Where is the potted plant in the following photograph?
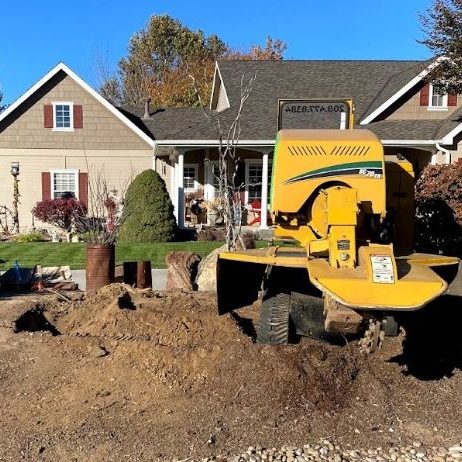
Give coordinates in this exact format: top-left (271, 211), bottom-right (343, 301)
top-left (78, 169), bottom-right (126, 291)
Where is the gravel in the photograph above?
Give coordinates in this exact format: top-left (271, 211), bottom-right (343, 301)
top-left (185, 441), bottom-right (462, 462)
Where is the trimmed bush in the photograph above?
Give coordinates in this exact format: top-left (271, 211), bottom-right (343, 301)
top-left (415, 163), bottom-right (462, 256)
top-left (118, 169), bottom-right (177, 243)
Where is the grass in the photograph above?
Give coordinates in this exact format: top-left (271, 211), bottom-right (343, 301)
top-left (0, 241), bottom-right (228, 270)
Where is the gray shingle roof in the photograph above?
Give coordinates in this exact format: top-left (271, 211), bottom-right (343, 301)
top-left (435, 106), bottom-right (462, 140)
top-left (117, 106), bottom-right (207, 140)
top-left (119, 59), bottom-right (461, 143)
top-left (365, 119), bottom-right (444, 140)
top-left (217, 60), bottom-right (424, 126)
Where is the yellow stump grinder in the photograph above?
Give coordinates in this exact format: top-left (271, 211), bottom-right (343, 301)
top-left (217, 100), bottom-right (459, 351)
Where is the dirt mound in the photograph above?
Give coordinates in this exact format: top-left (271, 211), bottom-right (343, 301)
top-left (48, 284), bottom-right (360, 408)
top-left (1, 286), bottom-right (461, 461)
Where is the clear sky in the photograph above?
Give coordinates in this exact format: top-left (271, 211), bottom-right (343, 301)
top-left (1, 0), bottom-right (434, 105)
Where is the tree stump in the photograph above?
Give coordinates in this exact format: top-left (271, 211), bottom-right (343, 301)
top-left (165, 251), bottom-right (201, 290)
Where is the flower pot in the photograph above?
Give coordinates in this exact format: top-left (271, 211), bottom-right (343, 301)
top-left (86, 244), bottom-right (115, 291)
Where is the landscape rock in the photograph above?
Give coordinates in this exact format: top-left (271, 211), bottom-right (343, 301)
top-left (196, 244), bottom-right (227, 292)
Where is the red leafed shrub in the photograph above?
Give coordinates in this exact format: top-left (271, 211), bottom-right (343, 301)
top-left (32, 199), bottom-right (87, 232)
top-left (415, 163), bottom-right (462, 256)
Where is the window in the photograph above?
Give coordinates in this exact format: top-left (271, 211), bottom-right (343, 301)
top-left (53, 102), bottom-right (74, 130)
top-left (429, 84), bottom-right (448, 109)
top-left (248, 164), bottom-right (263, 201)
top-left (246, 161), bottom-right (272, 203)
top-left (183, 165), bottom-right (198, 192)
top-left (51, 170), bottom-right (79, 199)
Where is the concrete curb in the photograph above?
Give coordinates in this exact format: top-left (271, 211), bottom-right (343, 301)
top-left (71, 269), bottom-right (167, 291)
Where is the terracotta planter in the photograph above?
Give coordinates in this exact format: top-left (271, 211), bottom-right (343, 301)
top-left (86, 244), bottom-right (115, 291)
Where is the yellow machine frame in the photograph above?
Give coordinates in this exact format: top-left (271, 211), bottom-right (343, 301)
top-left (219, 128), bottom-right (458, 312)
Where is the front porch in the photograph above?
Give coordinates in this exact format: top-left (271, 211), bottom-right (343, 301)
top-left (159, 147), bottom-right (273, 229)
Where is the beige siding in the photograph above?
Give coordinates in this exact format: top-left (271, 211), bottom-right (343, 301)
top-left (447, 144), bottom-right (462, 163)
top-left (0, 73), bottom-right (150, 150)
top-left (154, 156), bottom-right (174, 196)
top-left (387, 91), bottom-right (460, 120)
top-left (0, 148), bottom-right (152, 231)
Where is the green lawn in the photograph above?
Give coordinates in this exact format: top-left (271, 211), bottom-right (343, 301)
top-left (0, 241), bottom-right (227, 270)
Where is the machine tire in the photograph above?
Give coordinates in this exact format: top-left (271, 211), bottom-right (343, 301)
top-left (257, 293), bottom-right (291, 345)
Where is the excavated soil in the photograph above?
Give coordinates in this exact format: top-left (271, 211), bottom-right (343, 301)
top-left (0, 285), bottom-right (461, 461)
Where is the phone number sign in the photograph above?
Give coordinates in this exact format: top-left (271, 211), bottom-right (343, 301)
top-left (278, 100), bottom-right (352, 130)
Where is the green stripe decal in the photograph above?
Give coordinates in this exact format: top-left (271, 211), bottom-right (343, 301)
top-left (285, 160), bottom-right (383, 184)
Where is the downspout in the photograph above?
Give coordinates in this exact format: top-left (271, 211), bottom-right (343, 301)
top-left (435, 142), bottom-right (451, 165)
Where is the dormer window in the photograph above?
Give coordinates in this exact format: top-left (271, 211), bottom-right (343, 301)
top-left (53, 102), bottom-right (74, 130)
top-left (429, 84), bottom-right (448, 109)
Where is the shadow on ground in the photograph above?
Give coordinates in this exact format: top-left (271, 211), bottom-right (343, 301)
top-left (390, 294), bottom-right (462, 380)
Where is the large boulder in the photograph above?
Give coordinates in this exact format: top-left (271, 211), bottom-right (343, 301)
top-left (165, 251), bottom-right (201, 290)
top-left (195, 244), bottom-right (227, 292)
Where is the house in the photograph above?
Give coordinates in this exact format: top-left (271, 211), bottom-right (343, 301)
top-left (0, 63), bottom-right (155, 233)
top-left (1, 59), bottom-right (462, 233)
top-left (141, 59), bottom-right (462, 229)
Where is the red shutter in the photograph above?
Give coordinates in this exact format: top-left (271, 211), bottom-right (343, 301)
top-left (74, 105), bottom-right (83, 129)
top-left (41, 172), bottom-right (51, 200)
top-left (448, 93), bottom-right (458, 106)
top-left (79, 172), bottom-right (88, 207)
top-left (44, 105), bottom-right (53, 128)
top-left (420, 84), bottom-right (430, 106)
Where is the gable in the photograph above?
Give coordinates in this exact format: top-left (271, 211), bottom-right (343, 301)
top-left (0, 64), bottom-right (154, 150)
top-left (384, 81), bottom-right (459, 122)
top-left (210, 64), bottom-right (230, 112)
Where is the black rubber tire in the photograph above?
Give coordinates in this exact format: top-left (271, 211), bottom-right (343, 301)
top-left (256, 293), bottom-right (291, 345)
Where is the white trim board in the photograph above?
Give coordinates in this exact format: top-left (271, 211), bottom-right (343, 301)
top-left (442, 127), bottom-right (462, 145)
top-left (0, 62), bottom-right (154, 147)
top-left (154, 139), bottom-right (275, 147)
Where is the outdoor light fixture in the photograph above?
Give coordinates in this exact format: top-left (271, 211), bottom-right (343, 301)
top-left (10, 161), bottom-right (20, 176)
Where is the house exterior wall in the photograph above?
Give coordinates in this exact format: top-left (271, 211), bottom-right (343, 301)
top-left (0, 73), bottom-right (150, 150)
top-left (0, 72), bottom-right (154, 233)
top-left (386, 91), bottom-right (459, 121)
top-left (154, 156), bottom-right (173, 196)
top-left (445, 142), bottom-right (462, 164)
top-left (0, 148), bottom-right (152, 231)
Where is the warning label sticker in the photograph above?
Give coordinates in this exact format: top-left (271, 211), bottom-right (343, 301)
top-left (370, 255), bottom-right (394, 284)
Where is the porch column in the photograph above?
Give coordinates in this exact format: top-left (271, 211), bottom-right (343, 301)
top-left (174, 148), bottom-right (185, 228)
top-left (260, 148), bottom-right (271, 229)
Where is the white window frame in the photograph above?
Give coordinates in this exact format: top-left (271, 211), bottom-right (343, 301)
top-left (428, 84), bottom-right (448, 111)
top-left (183, 163), bottom-right (199, 193)
top-left (244, 159), bottom-right (272, 204)
top-left (50, 169), bottom-right (79, 200)
top-left (52, 101), bottom-right (74, 131)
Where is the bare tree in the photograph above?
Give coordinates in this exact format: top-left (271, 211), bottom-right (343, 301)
top-left (192, 72), bottom-right (257, 251)
top-left (77, 165), bottom-right (132, 245)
